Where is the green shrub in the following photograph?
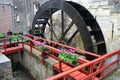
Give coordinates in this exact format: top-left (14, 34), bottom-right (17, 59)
top-left (23, 38), bottom-right (30, 42)
top-left (9, 36), bottom-right (21, 41)
top-left (59, 51), bottom-right (78, 64)
top-left (18, 32), bottom-right (23, 35)
top-left (0, 33), bottom-right (6, 38)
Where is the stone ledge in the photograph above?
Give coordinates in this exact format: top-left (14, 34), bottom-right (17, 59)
top-left (0, 53), bottom-right (12, 80)
top-left (24, 45), bottom-right (58, 65)
top-left (0, 54), bottom-right (11, 70)
top-left (22, 44), bottom-right (58, 80)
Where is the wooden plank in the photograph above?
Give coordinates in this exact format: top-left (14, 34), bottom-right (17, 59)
top-left (54, 63), bottom-right (99, 80)
top-left (0, 46), bottom-right (23, 54)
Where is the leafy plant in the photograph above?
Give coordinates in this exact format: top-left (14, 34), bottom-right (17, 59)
top-left (13, 32), bottom-right (17, 35)
top-left (0, 33), bottom-right (6, 38)
top-left (18, 32), bottom-right (23, 35)
top-left (58, 49), bottom-right (78, 64)
top-left (35, 45), bottom-right (46, 51)
top-left (22, 36), bottom-right (30, 42)
top-left (9, 36), bottom-right (21, 41)
top-left (34, 41), bottom-right (47, 52)
top-left (23, 38), bottom-right (30, 42)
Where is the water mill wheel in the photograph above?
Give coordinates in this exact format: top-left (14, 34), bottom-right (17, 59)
top-left (31, 0), bottom-right (106, 60)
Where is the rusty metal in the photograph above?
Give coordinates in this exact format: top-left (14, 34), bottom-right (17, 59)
top-left (31, 0), bottom-right (106, 60)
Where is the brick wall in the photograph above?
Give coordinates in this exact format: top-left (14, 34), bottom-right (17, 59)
top-left (0, 5), bottom-right (12, 33)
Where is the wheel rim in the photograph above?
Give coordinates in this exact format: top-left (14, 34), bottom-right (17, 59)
top-left (32, 0), bottom-right (106, 60)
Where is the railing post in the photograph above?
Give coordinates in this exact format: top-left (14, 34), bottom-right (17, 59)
top-left (42, 52), bottom-right (45, 64)
top-left (118, 52), bottom-right (120, 68)
top-left (30, 41), bottom-right (33, 56)
top-left (63, 76), bottom-right (67, 80)
top-left (4, 38), bottom-right (7, 55)
top-left (59, 60), bottom-right (62, 73)
top-left (22, 37), bottom-right (24, 48)
top-left (101, 60), bottom-right (105, 78)
top-left (52, 43), bottom-right (54, 55)
top-left (88, 63), bottom-right (94, 80)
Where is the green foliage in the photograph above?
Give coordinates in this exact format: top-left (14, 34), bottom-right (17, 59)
top-left (9, 36), bottom-right (22, 41)
top-left (23, 38), bottom-right (30, 42)
top-left (0, 33), bottom-right (6, 38)
top-left (18, 32), bottom-right (23, 35)
top-left (59, 51), bottom-right (78, 64)
top-left (35, 45), bottom-right (46, 51)
top-left (13, 32), bottom-right (17, 35)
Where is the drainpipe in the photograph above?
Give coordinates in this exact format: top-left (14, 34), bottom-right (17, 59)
top-left (11, 0), bottom-right (15, 32)
top-left (24, 0), bottom-right (28, 34)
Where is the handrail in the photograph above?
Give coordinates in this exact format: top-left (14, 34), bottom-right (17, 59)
top-left (29, 38), bottom-right (89, 63)
top-left (0, 35), bottom-right (119, 80)
top-left (45, 49), bottom-right (120, 80)
top-left (25, 34), bottom-right (92, 63)
top-left (26, 34), bottom-right (101, 58)
top-left (0, 37), bottom-right (23, 54)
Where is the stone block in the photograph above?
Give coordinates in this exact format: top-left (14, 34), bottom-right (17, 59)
top-left (0, 53), bottom-right (12, 80)
top-left (111, 3), bottom-right (120, 13)
top-left (100, 1), bottom-right (109, 6)
top-left (0, 55), bottom-right (11, 70)
top-left (87, 0), bottom-right (102, 3)
top-left (90, 2), bottom-right (100, 9)
top-left (97, 16), bottom-right (112, 29)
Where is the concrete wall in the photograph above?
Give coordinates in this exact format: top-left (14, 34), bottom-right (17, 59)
top-left (21, 45), bottom-right (57, 80)
top-left (0, 53), bottom-right (13, 80)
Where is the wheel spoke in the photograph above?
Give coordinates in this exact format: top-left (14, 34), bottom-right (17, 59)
top-left (67, 30), bottom-right (78, 44)
top-left (61, 10), bottom-right (64, 35)
top-left (57, 21), bottom-right (74, 42)
top-left (47, 22), bottom-right (58, 40)
top-left (50, 9), bottom-right (53, 40)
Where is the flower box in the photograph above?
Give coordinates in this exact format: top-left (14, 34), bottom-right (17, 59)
top-left (58, 49), bottom-right (78, 64)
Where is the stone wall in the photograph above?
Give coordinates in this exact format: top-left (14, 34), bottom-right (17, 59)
top-left (21, 45), bottom-right (57, 80)
top-left (0, 53), bottom-right (13, 80)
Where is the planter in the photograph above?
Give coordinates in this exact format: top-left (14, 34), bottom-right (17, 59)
top-left (59, 50), bottom-right (78, 64)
